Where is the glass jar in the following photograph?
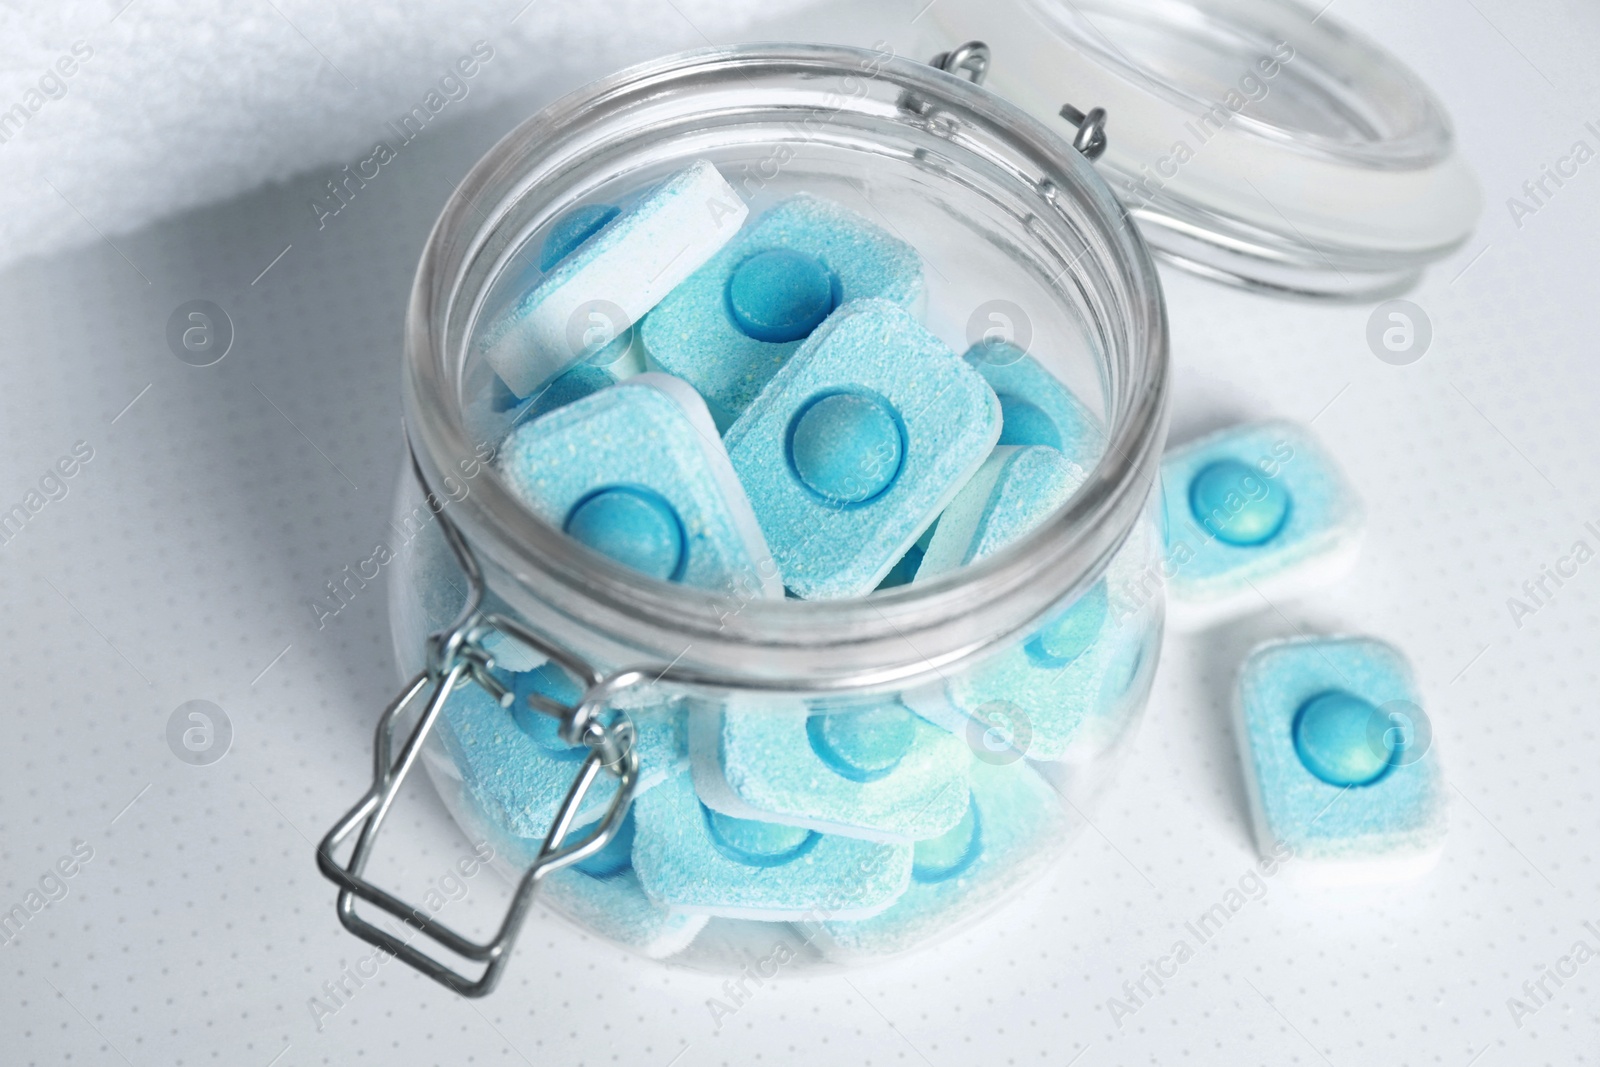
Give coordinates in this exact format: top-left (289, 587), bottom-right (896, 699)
top-left (320, 42), bottom-right (1169, 994)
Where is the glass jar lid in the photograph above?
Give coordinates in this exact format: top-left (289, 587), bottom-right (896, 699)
top-left (926, 0), bottom-right (1481, 298)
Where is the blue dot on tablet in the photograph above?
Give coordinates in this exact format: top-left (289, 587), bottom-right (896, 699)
top-left (996, 394), bottom-right (1062, 450)
top-left (573, 810), bottom-right (636, 880)
top-left (726, 249), bottom-right (837, 343)
top-left (912, 798), bottom-right (982, 884)
top-left (1025, 582), bottom-right (1108, 669)
top-left (787, 390), bottom-right (905, 506)
top-left (1188, 459), bottom-right (1291, 546)
top-left (1293, 690), bottom-right (1394, 787)
top-left (510, 665), bottom-right (587, 761)
top-left (807, 703), bottom-right (917, 782)
top-left (564, 486), bottom-right (687, 582)
top-left (703, 806), bottom-right (819, 867)
top-left (540, 204), bottom-right (619, 271)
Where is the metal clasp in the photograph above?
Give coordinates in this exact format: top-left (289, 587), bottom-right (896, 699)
top-left (926, 42), bottom-right (1110, 162)
top-left (1058, 103), bottom-right (1109, 161)
top-left (314, 445), bottom-right (642, 997)
top-left (931, 40), bottom-right (990, 84)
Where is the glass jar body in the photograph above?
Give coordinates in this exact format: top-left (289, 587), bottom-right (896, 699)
top-left (386, 43), bottom-right (1171, 970)
top-left (387, 478), bottom-right (1165, 967)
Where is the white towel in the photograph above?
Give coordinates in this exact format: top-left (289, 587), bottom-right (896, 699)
top-left (0, 0), bottom-right (821, 272)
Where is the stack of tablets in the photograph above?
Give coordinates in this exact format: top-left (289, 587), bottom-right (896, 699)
top-left (425, 158), bottom-right (1428, 963)
top-left (432, 158), bottom-right (1121, 959)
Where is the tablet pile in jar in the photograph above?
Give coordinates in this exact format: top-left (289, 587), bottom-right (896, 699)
top-left (428, 158), bottom-right (1160, 960)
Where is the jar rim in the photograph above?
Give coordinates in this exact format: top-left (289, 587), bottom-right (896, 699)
top-left (403, 42), bottom-right (1170, 692)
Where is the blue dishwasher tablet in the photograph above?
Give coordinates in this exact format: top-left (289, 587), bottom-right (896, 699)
top-left (630, 772), bottom-right (913, 920)
top-left (503, 202), bottom-right (647, 419)
top-left (541, 809), bottom-right (709, 959)
top-left (906, 586), bottom-right (1128, 763)
top-left (809, 759), bottom-right (1066, 961)
top-left (480, 161), bottom-right (748, 398)
top-left (437, 665), bottom-right (687, 841)
top-left (963, 342), bottom-right (1104, 467)
top-left (905, 511), bottom-right (1159, 763)
top-left (517, 329), bottom-right (646, 422)
top-left (499, 374), bottom-right (782, 598)
top-left (688, 696), bottom-right (971, 842)
top-left (540, 203), bottom-right (621, 270)
top-left (1234, 636), bottom-right (1446, 885)
top-left (644, 194), bottom-right (924, 426)
top-left (724, 299), bottom-right (1001, 599)
top-left (913, 445), bottom-right (1087, 582)
top-left (876, 522), bottom-right (938, 590)
top-left (1160, 420), bottom-right (1364, 630)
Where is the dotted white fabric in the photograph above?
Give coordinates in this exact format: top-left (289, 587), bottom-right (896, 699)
top-left (1, 0), bottom-right (1595, 1064)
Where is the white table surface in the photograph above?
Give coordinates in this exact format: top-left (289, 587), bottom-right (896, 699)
top-left (2, 1), bottom-right (1597, 1064)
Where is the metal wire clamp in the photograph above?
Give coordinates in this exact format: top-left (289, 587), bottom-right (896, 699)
top-left (315, 446), bottom-right (643, 998)
top-left (1058, 103), bottom-right (1109, 161)
top-left (927, 42), bottom-right (1110, 162)
top-left (931, 40), bottom-right (991, 84)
